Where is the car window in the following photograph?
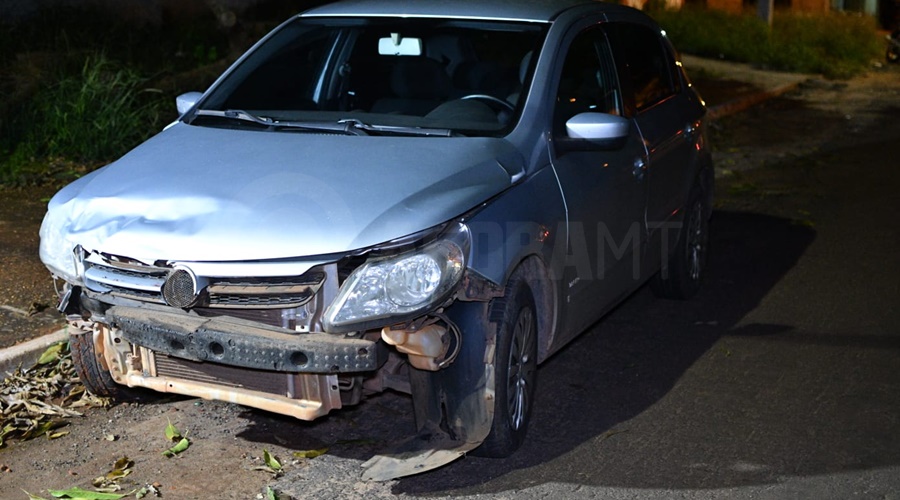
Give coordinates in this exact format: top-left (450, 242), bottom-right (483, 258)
top-left (553, 27), bottom-right (622, 135)
top-left (608, 23), bottom-right (675, 112)
top-left (196, 18), bottom-right (546, 137)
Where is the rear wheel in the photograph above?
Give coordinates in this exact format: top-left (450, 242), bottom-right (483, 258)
top-left (477, 272), bottom-right (538, 457)
top-left (651, 184), bottom-right (709, 300)
top-left (69, 324), bottom-right (147, 402)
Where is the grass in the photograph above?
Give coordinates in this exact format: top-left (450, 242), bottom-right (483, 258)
top-left (648, 7), bottom-right (884, 79)
top-left (0, 56), bottom-right (167, 187)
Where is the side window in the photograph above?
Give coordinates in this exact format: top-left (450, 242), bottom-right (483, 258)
top-left (554, 27), bottom-right (622, 135)
top-left (611, 24), bottom-right (676, 111)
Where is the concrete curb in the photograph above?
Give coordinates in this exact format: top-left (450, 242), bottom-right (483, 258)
top-left (0, 328), bottom-right (68, 377)
top-left (707, 80), bottom-right (806, 121)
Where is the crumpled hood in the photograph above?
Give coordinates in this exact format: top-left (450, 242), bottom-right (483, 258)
top-left (40, 123), bottom-right (523, 264)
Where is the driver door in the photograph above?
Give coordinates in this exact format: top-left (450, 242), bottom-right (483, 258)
top-left (550, 26), bottom-right (649, 342)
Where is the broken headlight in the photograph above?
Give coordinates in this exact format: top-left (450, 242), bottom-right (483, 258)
top-left (323, 223), bottom-right (469, 332)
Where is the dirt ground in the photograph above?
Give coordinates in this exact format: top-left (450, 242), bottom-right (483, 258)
top-left (0, 61), bottom-right (898, 499)
top-left (0, 185), bottom-right (67, 344)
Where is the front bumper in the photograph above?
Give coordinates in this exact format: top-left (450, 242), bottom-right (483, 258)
top-left (93, 306), bottom-right (385, 421)
top-left (108, 305), bottom-right (384, 373)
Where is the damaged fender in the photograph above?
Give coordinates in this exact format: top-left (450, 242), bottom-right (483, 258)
top-left (361, 300), bottom-right (496, 480)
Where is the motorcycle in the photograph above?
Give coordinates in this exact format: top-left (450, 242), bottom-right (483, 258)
top-left (888, 30), bottom-right (900, 64)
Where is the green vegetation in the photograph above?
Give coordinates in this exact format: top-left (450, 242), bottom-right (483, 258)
top-left (648, 7), bottom-right (883, 79)
top-left (1, 56), bottom-right (167, 186)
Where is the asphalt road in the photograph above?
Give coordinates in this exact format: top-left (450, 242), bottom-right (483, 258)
top-left (1, 76), bottom-right (898, 499)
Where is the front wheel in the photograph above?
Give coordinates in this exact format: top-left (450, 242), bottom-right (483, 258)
top-left (69, 323), bottom-right (148, 402)
top-left (888, 46), bottom-right (900, 64)
top-left (887, 32), bottom-right (900, 64)
top-left (476, 273), bottom-right (538, 457)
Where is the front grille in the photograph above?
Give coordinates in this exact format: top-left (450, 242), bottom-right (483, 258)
top-left (82, 252), bottom-right (327, 310)
top-left (207, 274), bottom-right (325, 309)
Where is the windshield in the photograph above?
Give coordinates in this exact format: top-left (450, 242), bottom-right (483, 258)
top-left (191, 17), bottom-right (547, 136)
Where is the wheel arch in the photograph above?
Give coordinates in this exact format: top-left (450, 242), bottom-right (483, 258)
top-left (490, 254), bottom-right (557, 364)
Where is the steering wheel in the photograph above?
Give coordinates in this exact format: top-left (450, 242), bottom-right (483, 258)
top-left (460, 94), bottom-right (516, 113)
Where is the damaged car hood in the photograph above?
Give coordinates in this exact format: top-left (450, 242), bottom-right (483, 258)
top-left (41, 123), bottom-right (523, 264)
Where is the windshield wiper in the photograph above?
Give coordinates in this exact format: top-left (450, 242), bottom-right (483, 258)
top-left (192, 110), bottom-right (453, 137)
top-left (193, 109), bottom-right (367, 135)
top-left (338, 118), bottom-right (453, 137)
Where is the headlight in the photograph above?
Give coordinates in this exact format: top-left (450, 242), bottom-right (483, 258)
top-left (323, 223), bottom-right (469, 332)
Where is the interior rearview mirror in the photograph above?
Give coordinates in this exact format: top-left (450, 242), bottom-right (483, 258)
top-left (378, 33), bottom-right (423, 56)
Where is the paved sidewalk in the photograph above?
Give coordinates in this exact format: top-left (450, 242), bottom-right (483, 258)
top-left (681, 54), bottom-right (813, 119)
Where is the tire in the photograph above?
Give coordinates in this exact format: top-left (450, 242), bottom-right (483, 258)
top-left (651, 185), bottom-right (709, 300)
top-left (69, 330), bottom-right (147, 402)
top-left (477, 272), bottom-right (538, 457)
top-left (888, 46), bottom-right (900, 64)
top-left (888, 32), bottom-right (900, 64)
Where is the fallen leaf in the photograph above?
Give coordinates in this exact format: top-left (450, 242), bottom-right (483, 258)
top-left (263, 449), bottom-right (282, 471)
top-left (292, 448), bottom-right (328, 459)
top-left (93, 484), bottom-right (123, 493)
top-left (47, 487), bottom-right (127, 499)
top-left (164, 419), bottom-right (181, 441)
top-left (36, 343), bottom-right (64, 365)
top-left (1, 343), bottom-right (104, 448)
top-left (162, 437), bottom-right (190, 457)
top-left (48, 430), bottom-right (70, 440)
top-left (111, 456), bottom-right (133, 473)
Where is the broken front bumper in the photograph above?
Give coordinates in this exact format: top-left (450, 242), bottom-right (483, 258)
top-left (93, 306), bottom-right (385, 421)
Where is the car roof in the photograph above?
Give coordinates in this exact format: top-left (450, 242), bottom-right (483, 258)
top-left (301, 0), bottom-right (614, 23)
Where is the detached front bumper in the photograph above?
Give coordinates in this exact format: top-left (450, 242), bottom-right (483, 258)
top-left (92, 306), bottom-right (386, 421)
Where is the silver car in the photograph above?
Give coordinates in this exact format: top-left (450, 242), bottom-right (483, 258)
top-left (39, 0), bottom-right (712, 479)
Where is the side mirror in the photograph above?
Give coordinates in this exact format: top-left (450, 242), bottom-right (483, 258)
top-left (176, 92), bottom-right (203, 115)
top-left (562, 112), bottom-right (630, 151)
top-left (556, 112), bottom-right (631, 153)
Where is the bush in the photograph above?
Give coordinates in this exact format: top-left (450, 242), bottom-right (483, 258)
top-left (648, 7), bottom-right (883, 79)
top-left (0, 56), bottom-right (166, 186)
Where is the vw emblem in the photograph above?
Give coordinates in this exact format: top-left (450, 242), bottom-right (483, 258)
top-left (162, 266), bottom-right (199, 308)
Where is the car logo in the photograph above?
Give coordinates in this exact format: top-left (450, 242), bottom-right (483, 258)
top-left (162, 266), bottom-right (200, 308)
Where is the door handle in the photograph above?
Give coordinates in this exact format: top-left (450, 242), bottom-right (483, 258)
top-left (633, 157), bottom-right (646, 180)
top-left (683, 123), bottom-right (696, 140)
